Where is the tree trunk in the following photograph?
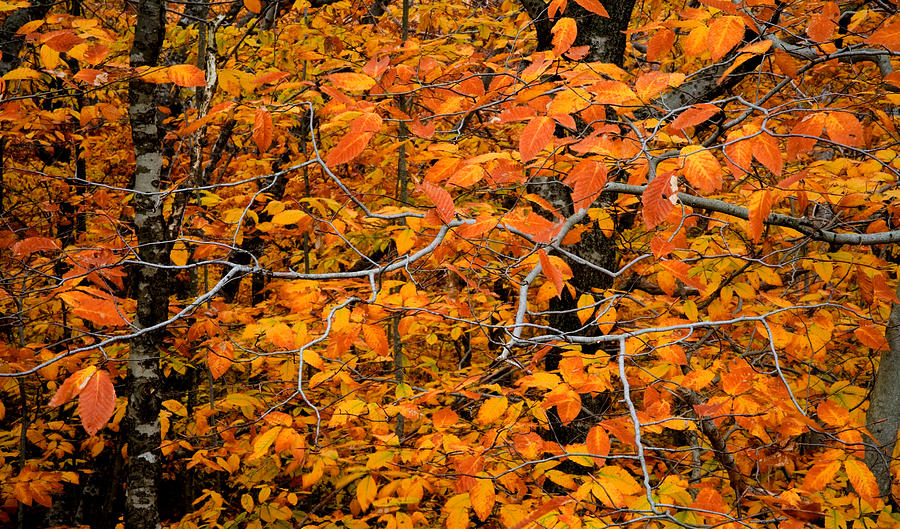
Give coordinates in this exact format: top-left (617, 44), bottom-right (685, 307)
top-left (865, 281), bottom-right (900, 502)
top-left (126, 0), bottom-right (168, 527)
top-left (519, 0), bottom-right (636, 65)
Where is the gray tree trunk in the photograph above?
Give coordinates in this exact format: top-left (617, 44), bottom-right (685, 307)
top-left (126, 0), bottom-right (169, 527)
top-left (865, 281), bottom-right (900, 502)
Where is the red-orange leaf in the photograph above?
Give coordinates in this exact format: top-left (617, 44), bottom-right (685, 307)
top-left (586, 425), bottom-right (610, 462)
top-left (49, 366), bottom-right (98, 407)
top-left (567, 159), bottom-right (608, 212)
top-left (787, 113), bottom-right (825, 160)
top-left (327, 72), bottom-right (376, 91)
top-left (752, 131), bottom-right (783, 176)
top-left (418, 181), bottom-right (455, 223)
top-left (869, 22), bottom-right (900, 51)
top-left (168, 64), bottom-right (206, 87)
top-left (707, 16), bottom-right (744, 61)
top-left (78, 369), bottom-right (116, 436)
top-left (325, 131), bottom-right (373, 166)
top-left (747, 189), bottom-right (773, 242)
top-left (519, 116), bottom-right (555, 162)
top-left (12, 236), bottom-right (59, 257)
top-left (573, 0), bottom-right (609, 16)
top-left (362, 325), bottom-right (389, 357)
top-left (825, 112), bottom-right (863, 147)
top-left (253, 107), bottom-right (273, 152)
top-left (538, 249), bottom-right (565, 297)
top-left (267, 322), bottom-right (296, 349)
top-left (350, 112), bottom-right (382, 133)
top-left (671, 103), bottom-right (719, 131)
top-left (647, 28), bottom-right (675, 62)
top-left (642, 171), bottom-right (677, 229)
top-left (245, 0), bottom-right (262, 13)
top-left (58, 289), bottom-right (129, 327)
top-left (551, 18), bottom-right (578, 56)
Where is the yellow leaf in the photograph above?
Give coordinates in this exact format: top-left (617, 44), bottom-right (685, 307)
top-left (170, 241), bottom-right (189, 266)
top-left (356, 475), bottom-right (377, 511)
top-left (576, 293), bottom-right (594, 324)
top-left (270, 210), bottom-right (306, 225)
top-left (477, 396), bottom-right (508, 425)
top-left (844, 458), bottom-right (879, 506)
top-left (249, 426), bottom-right (282, 460)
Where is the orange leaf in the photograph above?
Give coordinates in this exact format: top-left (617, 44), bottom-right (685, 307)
top-left (362, 325), bottom-right (389, 357)
top-left (432, 407), bottom-right (459, 429)
top-left (707, 16), bottom-right (744, 61)
top-left (538, 249), bottom-right (565, 297)
top-left (168, 64), bottom-right (206, 87)
top-left (519, 116), bottom-right (555, 162)
top-left (585, 425), bottom-right (610, 461)
top-left (670, 103), bottom-right (719, 131)
top-left (208, 341), bottom-right (234, 379)
top-left (469, 478), bottom-right (495, 521)
top-left (855, 323), bottom-right (888, 350)
top-left (327, 72), bottom-right (376, 91)
top-left (253, 107), bottom-right (273, 152)
top-left (817, 399), bottom-right (850, 427)
top-left (49, 366), bottom-right (98, 407)
top-left (267, 322), bottom-right (296, 349)
top-left (802, 459), bottom-right (841, 492)
top-left (681, 145), bottom-right (722, 193)
top-left (325, 131), bottom-right (373, 166)
top-left (551, 18), bottom-right (578, 56)
top-left (806, 2), bottom-right (838, 42)
top-left (824, 112), bottom-right (863, 147)
top-left (567, 159), bottom-right (608, 212)
top-left (58, 289), bottom-right (129, 327)
top-left (747, 189), bottom-right (773, 242)
top-left (869, 22), bottom-right (900, 51)
top-left (573, 0), bottom-right (609, 16)
top-left (752, 131), bottom-right (783, 176)
top-left (723, 132), bottom-right (753, 175)
top-left (12, 236), bottom-right (59, 257)
top-left (350, 112), bottom-right (382, 133)
top-left (418, 181), bottom-right (455, 223)
top-left (477, 396), bottom-right (508, 424)
top-left (844, 459), bottom-right (879, 506)
top-left (642, 171), bottom-right (677, 229)
top-left (787, 113), bottom-right (825, 160)
top-left (78, 369), bottom-right (116, 436)
top-left (245, 0), bottom-right (262, 13)
top-left (647, 28), bottom-right (675, 62)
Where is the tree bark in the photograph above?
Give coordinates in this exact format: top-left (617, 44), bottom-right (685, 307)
top-left (126, 0), bottom-right (168, 527)
top-left (865, 281), bottom-right (900, 502)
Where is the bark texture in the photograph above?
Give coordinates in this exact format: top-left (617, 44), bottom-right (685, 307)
top-left (865, 281), bottom-right (900, 501)
top-left (126, 0), bottom-right (168, 527)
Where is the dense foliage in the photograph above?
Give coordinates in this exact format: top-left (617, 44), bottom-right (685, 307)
top-left (1, 0), bottom-right (900, 527)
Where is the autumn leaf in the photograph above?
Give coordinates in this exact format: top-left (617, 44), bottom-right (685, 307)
top-left (168, 64), bottom-right (206, 87)
top-left (350, 112), bottom-right (383, 133)
top-left (418, 181), bottom-right (455, 223)
top-left (869, 22), bottom-right (900, 51)
top-left (519, 116), bottom-right (555, 162)
top-left (538, 249), bottom-right (565, 297)
top-left (77, 369), bottom-right (116, 436)
top-left (752, 131), bottom-right (783, 176)
top-left (551, 18), bottom-right (578, 56)
top-left (747, 189), bottom-right (772, 242)
top-left (253, 107), bottom-right (273, 152)
top-left (681, 145), bottom-right (723, 193)
top-left (49, 366), bottom-right (98, 407)
top-left (567, 159), bottom-right (608, 212)
top-left (362, 324), bottom-right (389, 357)
top-left (463, 477), bottom-right (493, 522)
top-left (670, 103), bottom-right (719, 131)
top-left (356, 475), bottom-right (377, 511)
top-left (477, 396), bottom-right (508, 424)
top-left (642, 171), bottom-right (678, 229)
top-left (58, 289), bottom-right (129, 327)
top-left (325, 131), bottom-right (373, 166)
top-left (824, 112), bottom-right (863, 147)
top-left (802, 459), bottom-right (841, 492)
top-left (586, 425), bottom-right (610, 461)
top-left (573, 0), bottom-right (609, 16)
top-left (707, 16), bottom-right (744, 61)
top-left (244, 0), bottom-right (262, 13)
top-left (327, 72), bottom-right (376, 91)
top-left (208, 341), bottom-right (234, 379)
top-left (267, 322), bottom-right (296, 349)
top-left (12, 236), bottom-right (59, 257)
top-left (787, 113), bottom-right (825, 160)
top-left (817, 399), bottom-right (850, 427)
top-left (844, 459), bottom-right (879, 506)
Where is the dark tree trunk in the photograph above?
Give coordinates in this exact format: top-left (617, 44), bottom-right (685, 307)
top-left (126, 0), bottom-right (169, 527)
top-left (519, 0), bottom-right (636, 65)
top-left (865, 281), bottom-right (900, 502)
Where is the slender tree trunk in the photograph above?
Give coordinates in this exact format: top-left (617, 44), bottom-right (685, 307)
top-left (126, 0), bottom-right (168, 527)
top-left (865, 281), bottom-right (900, 502)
